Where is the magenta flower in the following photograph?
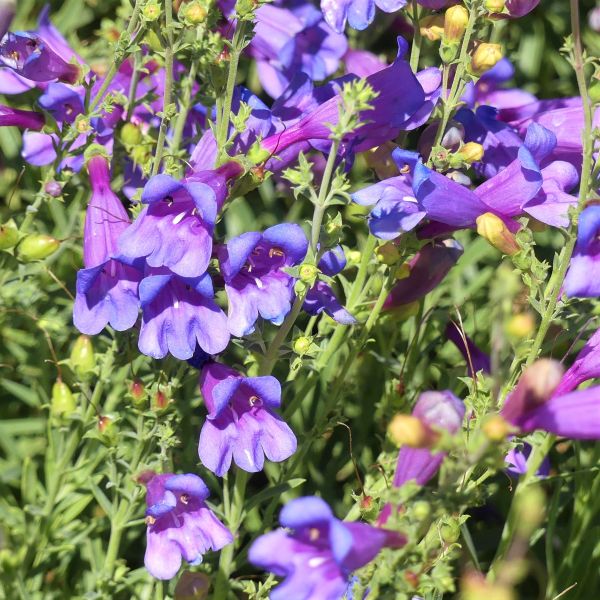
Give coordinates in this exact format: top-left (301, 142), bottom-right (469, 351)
top-left (144, 473), bottom-right (232, 580)
top-left (249, 496), bottom-right (405, 600)
top-left (564, 206), bottom-right (600, 298)
top-left (73, 155), bottom-right (141, 335)
top-left (0, 104), bottom-right (44, 130)
top-left (198, 362), bottom-right (297, 476)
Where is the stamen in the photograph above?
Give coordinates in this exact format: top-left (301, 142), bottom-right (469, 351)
top-left (145, 515), bottom-right (156, 525)
top-left (180, 493), bottom-right (190, 505)
top-left (249, 395), bottom-right (260, 407)
top-left (269, 248), bottom-right (284, 258)
top-left (309, 528), bottom-right (320, 541)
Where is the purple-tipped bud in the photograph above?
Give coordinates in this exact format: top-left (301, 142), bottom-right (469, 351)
top-left (44, 180), bottom-right (62, 197)
top-left (0, 104), bottom-right (44, 130)
top-left (0, 32), bottom-right (80, 84)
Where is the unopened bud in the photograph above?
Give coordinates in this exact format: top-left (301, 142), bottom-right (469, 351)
top-left (476, 212), bottom-right (520, 255)
top-left (293, 336), bottom-right (311, 355)
top-left (413, 500), bottom-right (431, 520)
top-left (458, 142), bottom-right (484, 163)
top-left (182, 1), bottom-right (207, 24)
top-left (75, 116), bottom-right (91, 133)
top-left (440, 518), bottom-right (461, 543)
top-left (247, 141), bottom-right (271, 165)
top-left (471, 43), bottom-right (503, 74)
top-left (441, 124), bottom-right (465, 151)
top-left (376, 242), bottom-right (401, 265)
top-left (521, 359), bottom-right (564, 407)
top-left (0, 221), bottom-right (18, 250)
top-left (505, 312), bottom-right (535, 339)
top-left (482, 414), bottom-right (511, 442)
top-left (299, 263), bottom-right (318, 283)
top-left (347, 250), bottom-right (362, 265)
top-left (51, 379), bottom-right (76, 417)
top-left (120, 122), bottom-right (142, 146)
top-left (130, 379), bottom-right (145, 403)
top-left (70, 335), bottom-right (95, 378)
top-left (420, 15), bottom-right (445, 41)
top-left (143, 0), bottom-right (161, 21)
top-left (17, 234), bottom-right (60, 261)
top-left (444, 5), bottom-right (469, 42)
top-left (485, 0), bottom-right (505, 12)
top-left (153, 389), bottom-right (170, 411)
top-left (44, 180), bottom-right (62, 198)
top-left (388, 414), bottom-right (435, 448)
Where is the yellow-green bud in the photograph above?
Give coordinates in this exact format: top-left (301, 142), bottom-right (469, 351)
top-left (388, 414), bottom-right (435, 448)
top-left (120, 122), bottom-right (142, 146)
top-left (413, 500), bottom-right (431, 521)
top-left (17, 234), bottom-right (60, 261)
top-left (75, 116), bottom-right (91, 133)
top-left (0, 221), bottom-right (18, 250)
top-left (444, 5), bottom-right (469, 43)
top-left (247, 141), bottom-right (271, 165)
top-left (505, 312), bottom-right (535, 339)
top-left (471, 43), bottom-right (503, 74)
top-left (439, 518), bottom-right (461, 544)
top-left (458, 141), bottom-right (484, 163)
top-left (376, 242), bottom-right (400, 265)
top-left (347, 250), bottom-right (362, 265)
top-left (485, 0), bottom-right (506, 12)
top-left (51, 379), bottom-right (76, 417)
top-left (183, 1), bottom-right (208, 24)
top-left (420, 15), bottom-right (445, 41)
top-left (70, 335), bottom-right (95, 378)
top-left (293, 336), bottom-right (311, 355)
top-left (476, 212), bottom-right (520, 255)
top-left (299, 263), bottom-right (318, 283)
top-left (143, 0), bottom-right (161, 21)
top-left (482, 414), bottom-right (511, 442)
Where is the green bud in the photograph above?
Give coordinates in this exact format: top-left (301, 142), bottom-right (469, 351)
top-left (142, 0), bottom-right (161, 21)
top-left (439, 518), bottom-right (461, 544)
top-left (0, 221), bottom-right (19, 250)
top-left (17, 234), bottom-right (60, 261)
top-left (413, 500), bottom-right (431, 521)
top-left (293, 336), bottom-right (311, 355)
top-left (98, 415), bottom-right (118, 445)
top-left (299, 263), bottom-right (318, 283)
top-left (376, 242), bottom-right (401, 265)
top-left (120, 123), bottom-right (143, 146)
top-left (182, 1), bottom-right (208, 24)
top-left (130, 379), bottom-right (146, 407)
top-left (247, 141), bottom-right (271, 165)
top-left (51, 379), bottom-right (76, 417)
top-left (70, 335), bottom-right (95, 378)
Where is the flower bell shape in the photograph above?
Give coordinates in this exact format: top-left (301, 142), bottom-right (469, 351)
top-left (304, 246), bottom-right (357, 324)
top-left (0, 32), bottom-right (79, 83)
top-left (564, 206), bottom-right (600, 298)
top-left (248, 496), bottom-right (405, 600)
top-left (218, 223), bottom-right (309, 337)
top-left (143, 473), bottom-right (233, 580)
top-left (0, 104), bottom-right (44, 130)
top-left (73, 155), bottom-right (141, 335)
top-left (38, 82), bottom-right (84, 124)
top-left (321, 0), bottom-right (407, 33)
top-left (197, 363), bottom-right (297, 476)
top-left (137, 270), bottom-right (229, 360)
top-left (117, 175), bottom-right (219, 279)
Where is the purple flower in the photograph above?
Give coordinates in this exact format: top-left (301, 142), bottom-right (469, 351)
top-left (384, 240), bottom-right (463, 310)
top-left (197, 362), bottom-right (297, 476)
top-left (0, 0), bottom-right (15, 40)
top-left (304, 246), bottom-right (357, 324)
top-left (0, 31), bottom-right (79, 84)
top-left (379, 391), bottom-right (464, 525)
top-left (0, 104), bottom-right (44, 130)
top-left (249, 496), bottom-right (405, 600)
top-left (320, 0), bottom-right (406, 32)
top-left (218, 223), bottom-right (308, 337)
top-left (564, 206), bottom-right (600, 298)
top-left (554, 328), bottom-right (600, 397)
top-left (445, 322), bottom-right (491, 375)
top-left (138, 271), bottom-right (229, 360)
top-left (251, 3), bottom-right (348, 98)
top-left (505, 443), bottom-right (550, 477)
top-left (73, 155), bottom-right (141, 335)
top-left (143, 472), bottom-right (232, 580)
top-left (38, 81), bottom-right (84, 124)
top-left (118, 175), bottom-right (219, 279)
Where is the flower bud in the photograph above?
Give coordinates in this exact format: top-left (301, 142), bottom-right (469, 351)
top-left (299, 263), bottom-right (319, 283)
top-left (505, 312), bottom-right (535, 339)
top-left (482, 414), bottom-right (511, 442)
top-left (98, 415), bottom-right (118, 444)
top-left (75, 116), bottom-right (91, 133)
top-left (51, 379), bottom-right (76, 417)
top-left (388, 414), bottom-right (436, 448)
top-left (412, 500), bottom-right (431, 521)
top-left (70, 335), bottom-right (95, 378)
top-left (441, 123), bottom-right (465, 151)
top-left (182, 1), bottom-right (207, 24)
top-left (247, 141), bottom-right (271, 165)
top-left (485, 0), bottom-right (505, 12)
top-left (120, 122), bottom-right (143, 146)
top-left (440, 518), bottom-right (461, 543)
top-left (458, 142), bottom-right (484, 163)
top-left (471, 43), bottom-right (503, 74)
top-left (476, 213), bottom-right (520, 255)
top-left (376, 242), bottom-right (401, 265)
top-left (419, 15), bottom-right (445, 41)
top-left (130, 379), bottom-right (146, 404)
top-left (293, 336), bottom-right (312, 355)
top-left (143, 0), bottom-right (161, 21)
top-left (44, 180), bottom-right (63, 198)
top-left (444, 5), bottom-right (469, 42)
top-left (17, 234), bottom-right (60, 261)
top-left (0, 221), bottom-right (18, 250)
top-left (347, 250), bottom-right (362, 265)
top-left (153, 389), bottom-right (170, 411)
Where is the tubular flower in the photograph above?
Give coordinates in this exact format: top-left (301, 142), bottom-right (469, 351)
top-left (564, 206), bottom-right (600, 298)
top-left (320, 0), bottom-right (407, 33)
top-left (249, 496), bottom-right (405, 600)
top-left (143, 473), bottom-right (232, 580)
top-left (197, 363), bottom-right (297, 476)
top-left (0, 104), bottom-right (44, 130)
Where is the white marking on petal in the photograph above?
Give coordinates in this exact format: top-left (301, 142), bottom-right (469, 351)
top-left (308, 557), bottom-right (327, 568)
top-left (403, 195), bottom-right (417, 203)
top-left (172, 210), bottom-right (187, 225)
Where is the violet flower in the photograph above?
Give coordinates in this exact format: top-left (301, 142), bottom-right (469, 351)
top-left (118, 174), bottom-right (220, 279)
top-left (505, 443), bottom-right (550, 478)
top-left (38, 81), bottom-right (84, 124)
top-left (144, 472), bottom-right (232, 580)
top-left (218, 223), bottom-right (308, 337)
top-left (138, 270), bottom-right (230, 360)
top-left (379, 391), bottom-right (464, 524)
top-left (445, 322), bottom-right (491, 375)
top-left (249, 496), bottom-right (405, 600)
top-left (251, 3), bottom-right (348, 98)
top-left (197, 362), bottom-right (297, 476)
top-left (0, 31), bottom-right (79, 84)
top-left (0, 104), bottom-right (44, 130)
top-left (564, 206), bottom-right (600, 298)
top-left (73, 155), bottom-right (141, 335)
top-left (321, 0), bottom-right (406, 33)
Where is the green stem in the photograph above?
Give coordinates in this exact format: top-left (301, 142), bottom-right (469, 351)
top-left (151, 0), bottom-right (175, 176)
top-left (125, 50), bottom-right (142, 122)
top-left (409, 0), bottom-right (422, 73)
